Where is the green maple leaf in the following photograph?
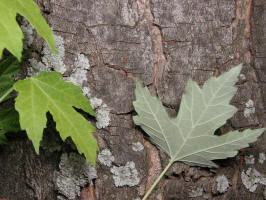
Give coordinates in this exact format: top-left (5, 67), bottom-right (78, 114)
top-left (14, 72), bottom-right (98, 165)
top-left (0, 0), bottom-right (57, 60)
top-left (133, 65), bottom-right (265, 200)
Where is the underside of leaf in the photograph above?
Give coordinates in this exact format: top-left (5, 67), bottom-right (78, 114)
top-left (14, 72), bottom-right (98, 165)
top-left (133, 64), bottom-right (264, 168)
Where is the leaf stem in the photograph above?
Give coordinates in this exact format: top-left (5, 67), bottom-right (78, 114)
top-left (0, 87), bottom-right (14, 104)
top-left (142, 159), bottom-right (174, 200)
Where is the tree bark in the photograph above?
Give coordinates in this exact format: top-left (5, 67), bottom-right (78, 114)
top-left (0, 0), bottom-right (265, 199)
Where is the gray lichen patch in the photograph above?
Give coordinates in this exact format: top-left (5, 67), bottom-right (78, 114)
top-left (42, 34), bottom-right (66, 74)
top-left (64, 53), bottom-right (91, 87)
top-left (98, 149), bottom-right (114, 167)
top-left (54, 153), bottom-right (97, 200)
top-left (245, 155), bottom-right (255, 165)
top-left (216, 175), bottom-right (229, 193)
top-left (90, 97), bottom-right (103, 109)
top-left (82, 87), bottom-right (91, 97)
top-left (110, 161), bottom-right (140, 187)
top-left (64, 67), bottom-right (88, 88)
top-left (259, 153), bottom-right (265, 164)
top-left (244, 99), bottom-right (255, 118)
top-left (188, 187), bottom-right (203, 198)
top-left (21, 19), bottom-right (34, 48)
top-left (241, 168), bottom-right (266, 192)
top-left (132, 142), bottom-right (144, 152)
top-left (89, 97), bottom-right (110, 129)
top-left (95, 104), bottom-right (110, 129)
top-left (63, 57), bottom-right (90, 96)
top-left (74, 54), bottom-right (90, 70)
top-left (27, 58), bottom-right (49, 76)
top-left (27, 34), bottom-right (66, 76)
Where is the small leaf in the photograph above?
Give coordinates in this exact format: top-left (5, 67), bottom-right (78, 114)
top-left (14, 72), bottom-right (98, 165)
top-left (0, 0), bottom-right (57, 60)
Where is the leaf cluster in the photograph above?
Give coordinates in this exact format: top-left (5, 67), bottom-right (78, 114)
top-left (0, 0), bottom-right (98, 165)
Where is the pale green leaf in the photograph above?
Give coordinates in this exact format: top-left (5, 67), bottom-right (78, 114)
top-left (133, 64), bottom-right (264, 168)
top-left (14, 72), bottom-right (98, 165)
top-left (0, 0), bottom-right (57, 60)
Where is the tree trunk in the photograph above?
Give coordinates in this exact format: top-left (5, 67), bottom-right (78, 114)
top-left (0, 0), bottom-right (265, 199)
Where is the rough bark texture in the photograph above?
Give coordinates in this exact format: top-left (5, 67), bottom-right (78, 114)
top-left (0, 0), bottom-right (265, 200)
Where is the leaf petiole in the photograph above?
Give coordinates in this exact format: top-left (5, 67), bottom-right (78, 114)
top-left (142, 159), bottom-right (175, 200)
top-left (0, 87), bottom-right (14, 104)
